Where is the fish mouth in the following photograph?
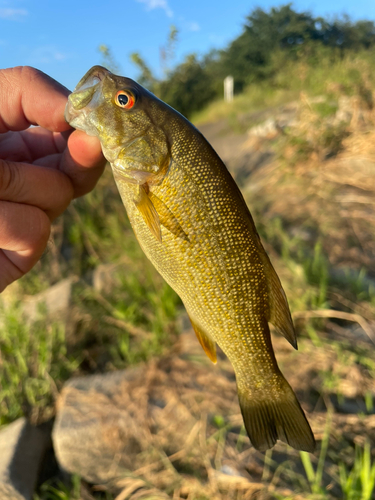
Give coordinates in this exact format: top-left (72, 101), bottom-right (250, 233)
top-left (65, 66), bottom-right (112, 134)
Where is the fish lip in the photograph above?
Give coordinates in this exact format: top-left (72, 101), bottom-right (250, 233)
top-left (73, 65), bottom-right (111, 92)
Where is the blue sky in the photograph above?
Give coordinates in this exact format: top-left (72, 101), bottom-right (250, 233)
top-left (1, 0), bottom-right (375, 92)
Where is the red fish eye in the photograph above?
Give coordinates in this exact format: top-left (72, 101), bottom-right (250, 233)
top-left (115, 90), bottom-right (135, 109)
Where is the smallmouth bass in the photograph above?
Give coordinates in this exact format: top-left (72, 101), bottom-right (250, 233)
top-left (65, 66), bottom-right (315, 452)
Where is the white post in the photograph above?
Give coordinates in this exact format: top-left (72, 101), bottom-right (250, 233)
top-left (224, 75), bottom-right (234, 103)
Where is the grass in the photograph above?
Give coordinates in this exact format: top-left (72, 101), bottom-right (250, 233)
top-left (0, 304), bottom-right (79, 426)
top-left (300, 411), bottom-right (332, 496)
top-left (192, 50), bottom-right (375, 128)
top-left (256, 218), bottom-right (331, 313)
top-left (268, 418), bottom-right (375, 500)
top-left (339, 441), bottom-right (375, 500)
top-left (34, 475), bottom-right (82, 500)
top-left (71, 265), bottom-right (180, 370)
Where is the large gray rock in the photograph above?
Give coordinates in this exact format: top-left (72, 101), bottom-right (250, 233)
top-left (0, 418), bottom-right (52, 500)
top-left (53, 368), bottom-right (145, 484)
top-left (0, 482), bottom-right (25, 500)
top-left (92, 262), bottom-right (124, 294)
top-left (52, 350), bottom-right (236, 486)
top-left (22, 277), bottom-right (77, 323)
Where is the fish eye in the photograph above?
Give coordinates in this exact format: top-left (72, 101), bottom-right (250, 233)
top-left (115, 90), bottom-right (135, 109)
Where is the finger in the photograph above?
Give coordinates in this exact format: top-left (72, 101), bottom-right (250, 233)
top-left (0, 201), bottom-right (50, 292)
top-left (0, 66), bottom-right (71, 133)
top-left (0, 128), bottom-right (70, 163)
top-left (59, 130), bottom-right (106, 198)
top-left (33, 130), bottom-right (106, 198)
top-left (0, 158), bottom-right (74, 220)
top-left (0, 128), bottom-right (105, 199)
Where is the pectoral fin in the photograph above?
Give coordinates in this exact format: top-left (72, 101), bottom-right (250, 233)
top-left (134, 186), bottom-right (188, 243)
top-left (149, 192), bottom-right (189, 242)
top-left (134, 185), bottom-right (162, 242)
top-left (188, 314), bottom-right (217, 364)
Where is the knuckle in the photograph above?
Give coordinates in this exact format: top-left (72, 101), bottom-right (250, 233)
top-left (0, 66), bottom-right (43, 93)
top-left (20, 66), bottom-right (44, 84)
top-left (60, 171), bottom-right (75, 203)
top-left (0, 160), bottom-right (21, 196)
top-left (27, 207), bottom-right (51, 251)
top-left (47, 172), bottom-right (74, 219)
top-left (34, 208), bottom-right (51, 242)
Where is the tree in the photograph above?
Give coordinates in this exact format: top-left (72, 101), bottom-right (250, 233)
top-left (217, 4), bottom-right (375, 90)
top-left (127, 5), bottom-right (375, 115)
top-left (98, 45), bottom-right (121, 74)
top-left (129, 52), bottom-right (157, 92)
top-left (159, 54), bottom-right (215, 118)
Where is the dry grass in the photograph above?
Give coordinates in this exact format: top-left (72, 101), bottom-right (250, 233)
top-left (62, 329), bottom-right (375, 500)
top-left (243, 89), bottom-right (375, 274)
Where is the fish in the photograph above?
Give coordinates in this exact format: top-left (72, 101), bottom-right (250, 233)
top-left (65, 66), bottom-right (315, 452)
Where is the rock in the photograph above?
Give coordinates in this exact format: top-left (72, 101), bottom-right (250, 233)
top-left (248, 106), bottom-right (298, 139)
top-left (92, 262), bottom-right (123, 294)
top-left (0, 483), bottom-right (25, 500)
top-left (334, 96), bottom-right (352, 124)
top-left (53, 368), bottom-right (145, 484)
top-left (22, 277), bottom-right (77, 323)
top-left (248, 118), bottom-right (279, 138)
top-left (52, 351), bottom-right (237, 486)
top-left (0, 418), bottom-right (52, 500)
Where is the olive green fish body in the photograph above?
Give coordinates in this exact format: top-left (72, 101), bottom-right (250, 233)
top-left (66, 66), bottom-right (315, 452)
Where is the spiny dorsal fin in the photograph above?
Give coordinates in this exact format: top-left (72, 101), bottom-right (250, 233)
top-left (149, 192), bottom-right (189, 242)
top-left (188, 314), bottom-right (217, 364)
top-left (134, 184), bottom-right (162, 242)
top-left (260, 252), bottom-right (297, 349)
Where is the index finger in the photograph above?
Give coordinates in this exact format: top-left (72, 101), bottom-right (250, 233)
top-left (0, 66), bottom-right (71, 133)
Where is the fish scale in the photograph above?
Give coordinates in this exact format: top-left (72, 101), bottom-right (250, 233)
top-left (65, 65), bottom-right (315, 453)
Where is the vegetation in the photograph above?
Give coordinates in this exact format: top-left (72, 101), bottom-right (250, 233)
top-left (0, 306), bottom-right (78, 426)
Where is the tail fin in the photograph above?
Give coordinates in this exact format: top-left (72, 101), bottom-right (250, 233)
top-left (238, 378), bottom-right (315, 452)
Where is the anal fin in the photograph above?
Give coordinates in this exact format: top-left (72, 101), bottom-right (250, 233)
top-left (188, 314), bottom-right (217, 364)
top-left (134, 184), bottom-right (162, 242)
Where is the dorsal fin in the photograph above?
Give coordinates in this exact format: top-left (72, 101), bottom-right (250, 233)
top-left (187, 314), bottom-right (217, 364)
top-left (261, 253), bottom-right (297, 349)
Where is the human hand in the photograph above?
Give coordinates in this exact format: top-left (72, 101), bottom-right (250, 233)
top-left (0, 66), bottom-right (106, 293)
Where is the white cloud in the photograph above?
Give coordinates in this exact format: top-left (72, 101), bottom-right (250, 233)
top-left (136, 0), bottom-right (173, 18)
top-left (28, 46), bottom-right (68, 64)
top-left (209, 33), bottom-right (226, 44)
top-left (187, 21), bottom-right (200, 32)
top-left (0, 7), bottom-right (28, 20)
